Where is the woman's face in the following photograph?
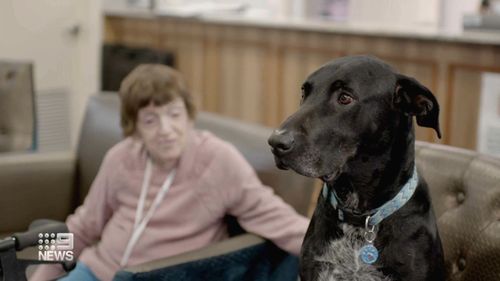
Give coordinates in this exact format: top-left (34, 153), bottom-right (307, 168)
top-left (136, 97), bottom-right (192, 166)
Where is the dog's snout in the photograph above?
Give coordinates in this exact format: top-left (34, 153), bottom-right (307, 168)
top-left (268, 129), bottom-right (295, 156)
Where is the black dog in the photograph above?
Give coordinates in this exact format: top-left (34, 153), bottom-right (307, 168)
top-left (268, 55), bottom-right (445, 281)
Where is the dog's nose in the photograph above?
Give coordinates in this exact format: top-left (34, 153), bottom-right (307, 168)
top-left (268, 129), bottom-right (295, 155)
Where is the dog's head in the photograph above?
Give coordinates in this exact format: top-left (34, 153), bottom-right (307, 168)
top-left (268, 55), bottom-right (441, 181)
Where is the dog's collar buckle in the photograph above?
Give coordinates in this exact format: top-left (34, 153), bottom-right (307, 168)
top-left (321, 186), bottom-right (375, 226)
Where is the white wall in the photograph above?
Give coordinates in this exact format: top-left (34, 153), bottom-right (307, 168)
top-left (440, 0), bottom-right (481, 33)
top-left (348, 0), bottom-right (440, 28)
top-left (346, 0), bottom-right (482, 32)
top-left (150, 0), bottom-right (482, 31)
top-left (72, 0), bottom-right (104, 148)
top-left (0, 0), bottom-right (102, 150)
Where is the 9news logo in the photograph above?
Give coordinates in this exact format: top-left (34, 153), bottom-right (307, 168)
top-left (37, 233), bottom-right (74, 261)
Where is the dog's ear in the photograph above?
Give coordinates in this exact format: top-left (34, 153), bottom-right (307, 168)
top-left (394, 74), bottom-right (442, 139)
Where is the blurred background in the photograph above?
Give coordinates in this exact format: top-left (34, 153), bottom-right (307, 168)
top-left (3, 3), bottom-right (500, 278)
top-left (1, 0), bottom-right (500, 156)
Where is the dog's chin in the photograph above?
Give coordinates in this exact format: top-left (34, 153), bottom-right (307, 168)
top-left (274, 158), bottom-right (314, 177)
top-left (314, 164), bottom-right (345, 183)
top-left (276, 158), bottom-right (341, 182)
top-left (273, 156), bottom-right (290, 170)
top-left (293, 165), bottom-right (343, 184)
top-left (294, 167), bottom-right (341, 183)
top-left (275, 160), bottom-right (289, 170)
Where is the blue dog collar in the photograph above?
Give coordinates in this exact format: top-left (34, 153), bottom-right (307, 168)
top-left (322, 164), bottom-right (418, 264)
top-left (322, 164), bottom-right (419, 227)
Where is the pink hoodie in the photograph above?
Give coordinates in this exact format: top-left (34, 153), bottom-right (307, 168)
top-left (30, 130), bottom-right (309, 281)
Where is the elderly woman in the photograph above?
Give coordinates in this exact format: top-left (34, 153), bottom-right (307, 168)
top-left (30, 64), bottom-right (309, 281)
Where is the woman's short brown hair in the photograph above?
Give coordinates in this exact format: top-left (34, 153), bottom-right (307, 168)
top-left (119, 64), bottom-right (196, 136)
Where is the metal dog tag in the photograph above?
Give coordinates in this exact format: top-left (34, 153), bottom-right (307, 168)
top-left (360, 216), bottom-right (378, 264)
top-left (359, 244), bottom-right (379, 264)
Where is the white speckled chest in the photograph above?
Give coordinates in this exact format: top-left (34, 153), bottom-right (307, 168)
top-left (313, 224), bottom-right (392, 281)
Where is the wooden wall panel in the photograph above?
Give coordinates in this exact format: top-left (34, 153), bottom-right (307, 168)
top-left (238, 46), bottom-right (266, 124)
top-left (202, 33), bottom-right (220, 113)
top-left (176, 38), bottom-right (205, 110)
top-left (158, 19), bottom-right (180, 53)
top-left (447, 68), bottom-right (482, 149)
top-left (120, 18), bottom-right (160, 48)
top-left (263, 31), bottom-right (283, 127)
top-left (218, 42), bottom-right (241, 119)
top-left (104, 17), bottom-right (123, 44)
top-left (281, 50), bottom-right (308, 119)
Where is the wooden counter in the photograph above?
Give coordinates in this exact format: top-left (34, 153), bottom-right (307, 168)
top-left (104, 11), bottom-right (500, 150)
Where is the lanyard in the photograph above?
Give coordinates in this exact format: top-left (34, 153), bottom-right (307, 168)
top-left (120, 157), bottom-right (176, 267)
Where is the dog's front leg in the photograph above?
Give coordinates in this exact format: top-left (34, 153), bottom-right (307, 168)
top-left (299, 206), bottom-right (342, 281)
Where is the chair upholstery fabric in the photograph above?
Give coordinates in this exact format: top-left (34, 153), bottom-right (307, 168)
top-left (75, 93), bottom-right (122, 205)
top-left (416, 142), bottom-right (500, 281)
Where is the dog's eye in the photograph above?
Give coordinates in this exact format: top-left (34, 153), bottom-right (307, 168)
top-left (338, 93), bottom-right (354, 105)
top-left (301, 83), bottom-right (311, 103)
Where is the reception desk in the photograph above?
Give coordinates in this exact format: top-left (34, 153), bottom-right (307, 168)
top-left (104, 9), bottom-right (500, 150)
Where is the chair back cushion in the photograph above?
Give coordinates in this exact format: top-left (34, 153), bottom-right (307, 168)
top-left (416, 142), bottom-right (500, 281)
top-left (76, 94), bottom-right (122, 204)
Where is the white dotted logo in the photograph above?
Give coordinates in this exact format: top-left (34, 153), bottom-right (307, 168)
top-left (37, 233), bottom-right (74, 262)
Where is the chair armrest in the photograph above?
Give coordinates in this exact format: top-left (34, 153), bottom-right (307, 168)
top-left (0, 151), bottom-right (76, 234)
top-left (125, 233), bottom-right (266, 273)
